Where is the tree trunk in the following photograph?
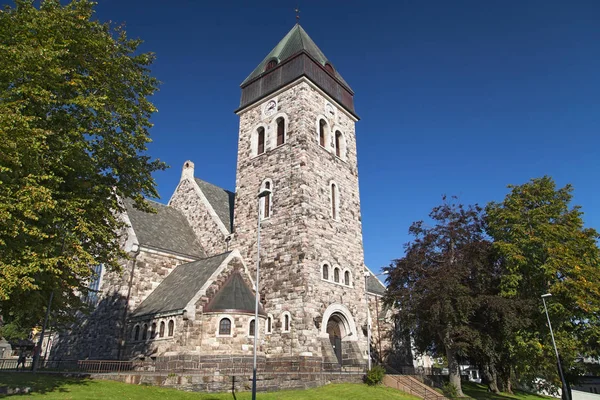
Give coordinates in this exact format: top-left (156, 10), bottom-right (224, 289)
top-left (446, 346), bottom-right (465, 397)
top-left (482, 363), bottom-right (499, 393)
top-left (506, 375), bottom-right (512, 395)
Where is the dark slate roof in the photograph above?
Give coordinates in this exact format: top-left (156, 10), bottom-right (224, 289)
top-left (124, 199), bottom-right (205, 258)
top-left (194, 178), bottom-right (234, 233)
top-left (205, 273), bottom-right (265, 316)
top-left (241, 24), bottom-right (351, 90)
top-left (366, 275), bottom-right (386, 296)
top-left (130, 252), bottom-right (231, 318)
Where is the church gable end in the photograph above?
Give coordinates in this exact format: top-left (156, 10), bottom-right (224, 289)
top-left (169, 161), bottom-right (234, 256)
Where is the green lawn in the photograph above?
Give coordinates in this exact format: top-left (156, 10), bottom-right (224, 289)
top-left (0, 372), bottom-right (420, 400)
top-left (461, 382), bottom-right (553, 400)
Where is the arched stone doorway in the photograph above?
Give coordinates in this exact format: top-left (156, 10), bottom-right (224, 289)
top-left (320, 304), bottom-right (361, 366)
top-left (326, 314), bottom-right (345, 364)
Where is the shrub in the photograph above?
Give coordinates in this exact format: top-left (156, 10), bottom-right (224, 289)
top-left (442, 382), bottom-right (458, 398)
top-left (365, 365), bottom-right (386, 386)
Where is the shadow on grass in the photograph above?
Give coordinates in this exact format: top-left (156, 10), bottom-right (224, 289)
top-left (0, 371), bottom-right (92, 397)
top-left (462, 382), bottom-right (551, 400)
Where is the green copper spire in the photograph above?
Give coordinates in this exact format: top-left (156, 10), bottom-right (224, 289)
top-left (241, 24), bottom-right (351, 91)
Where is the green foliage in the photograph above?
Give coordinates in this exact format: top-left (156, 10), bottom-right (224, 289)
top-left (442, 382), bottom-right (459, 398)
top-left (486, 176), bottom-right (600, 386)
top-left (385, 197), bottom-right (492, 396)
top-left (365, 365), bottom-right (386, 386)
top-left (387, 177), bottom-right (599, 394)
top-left (0, 0), bottom-right (166, 335)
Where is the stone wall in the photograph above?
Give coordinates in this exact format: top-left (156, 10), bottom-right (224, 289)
top-left (232, 79), bottom-right (369, 363)
top-left (51, 248), bottom-right (194, 361)
top-left (91, 355), bottom-right (365, 392)
top-left (169, 178), bottom-right (229, 256)
top-left (125, 259), bottom-right (267, 359)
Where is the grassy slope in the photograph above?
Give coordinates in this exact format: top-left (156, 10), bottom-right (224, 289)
top-left (462, 382), bottom-right (554, 400)
top-left (0, 373), bottom-right (420, 400)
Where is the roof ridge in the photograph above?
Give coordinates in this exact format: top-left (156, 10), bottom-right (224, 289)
top-left (297, 24), bottom-right (305, 50)
top-left (194, 177), bottom-right (234, 194)
top-left (198, 251), bottom-right (232, 262)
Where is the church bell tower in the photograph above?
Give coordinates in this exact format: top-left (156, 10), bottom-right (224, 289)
top-left (232, 24), bottom-right (368, 365)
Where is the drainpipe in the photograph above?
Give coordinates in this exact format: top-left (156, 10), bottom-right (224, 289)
top-left (118, 247), bottom-right (140, 360)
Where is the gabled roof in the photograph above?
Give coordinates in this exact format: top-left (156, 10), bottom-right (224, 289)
top-left (366, 274), bottom-right (386, 296)
top-left (204, 273), bottom-right (265, 316)
top-left (124, 198), bottom-right (205, 258)
top-left (130, 252), bottom-right (231, 319)
top-left (194, 178), bottom-right (235, 233)
top-left (241, 24), bottom-right (351, 91)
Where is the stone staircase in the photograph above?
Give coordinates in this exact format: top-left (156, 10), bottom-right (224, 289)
top-left (383, 374), bottom-right (449, 400)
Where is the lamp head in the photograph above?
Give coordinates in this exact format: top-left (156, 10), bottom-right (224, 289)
top-left (541, 293), bottom-right (552, 298)
top-left (258, 189), bottom-right (272, 198)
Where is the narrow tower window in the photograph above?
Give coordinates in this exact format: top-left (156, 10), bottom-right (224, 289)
top-left (331, 183), bottom-right (338, 220)
top-left (276, 117), bottom-right (285, 146)
top-left (159, 321), bottom-right (165, 338)
top-left (151, 322), bottom-right (157, 339)
top-left (322, 264), bottom-right (329, 280)
top-left (142, 324), bottom-right (148, 340)
top-left (319, 119), bottom-right (326, 147)
top-left (264, 181), bottom-right (271, 218)
top-left (134, 325), bottom-right (140, 341)
top-left (168, 320), bottom-right (174, 336)
top-left (260, 180), bottom-right (273, 220)
top-left (266, 316), bottom-right (273, 334)
top-left (284, 314), bottom-right (290, 332)
top-left (335, 131), bottom-right (342, 157)
top-left (344, 270), bottom-right (351, 286)
top-left (334, 267), bottom-right (340, 283)
top-left (257, 127), bottom-right (265, 155)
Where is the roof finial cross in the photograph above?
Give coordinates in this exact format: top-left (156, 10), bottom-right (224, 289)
top-left (295, 7), bottom-right (300, 23)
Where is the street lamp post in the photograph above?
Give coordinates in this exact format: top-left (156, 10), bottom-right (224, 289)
top-left (541, 293), bottom-right (570, 400)
top-left (364, 270), bottom-right (388, 371)
top-left (252, 189), bottom-right (271, 400)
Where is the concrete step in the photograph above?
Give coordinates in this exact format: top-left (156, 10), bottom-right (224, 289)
top-left (383, 374), bottom-right (448, 400)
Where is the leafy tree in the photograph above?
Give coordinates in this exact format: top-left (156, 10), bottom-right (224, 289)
top-left (385, 197), bottom-right (493, 397)
top-left (486, 177), bottom-right (600, 393)
top-left (0, 0), bottom-right (166, 338)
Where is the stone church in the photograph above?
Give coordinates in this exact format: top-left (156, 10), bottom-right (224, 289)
top-left (52, 24), bottom-right (393, 371)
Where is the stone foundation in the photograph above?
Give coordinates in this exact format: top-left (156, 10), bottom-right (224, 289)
top-left (92, 369), bottom-right (364, 392)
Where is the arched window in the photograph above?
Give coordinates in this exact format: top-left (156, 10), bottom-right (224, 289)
top-left (265, 59), bottom-right (277, 71)
top-left (264, 181), bottom-right (271, 218)
top-left (151, 322), bottom-right (157, 339)
top-left (142, 324), bottom-right (148, 340)
top-left (257, 127), bottom-right (265, 155)
top-left (319, 119), bottom-right (327, 147)
top-left (168, 320), bottom-right (174, 337)
top-left (344, 270), bottom-right (351, 286)
top-left (276, 117), bottom-right (285, 146)
top-left (219, 318), bottom-right (231, 336)
top-left (260, 179), bottom-right (273, 220)
top-left (331, 183), bottom-right (339, 220)
top-left (134, 325), bottom-right (140, 341)
top-left (334, 267), bottom-right (340, 283)
top-left (266, 315), bottom-right (273, 334)
top-left (249, 319), bottom-right (256, 337)
top-left (282, 312), bottom-right (291, 333)
top-left (159, 321), bottom-right (165, 338)
top-left (322, 264), bottom-right (329, 280)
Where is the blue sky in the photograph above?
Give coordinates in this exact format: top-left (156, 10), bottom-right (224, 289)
top-left (91, 0), bottom-right (599, 274)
